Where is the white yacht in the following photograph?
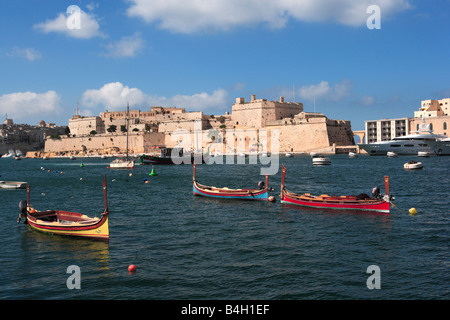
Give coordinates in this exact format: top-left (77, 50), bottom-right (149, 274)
top-left (359, 119), bottom-right (447, 156)
top-left (427, 138), bottom-right (450, 156)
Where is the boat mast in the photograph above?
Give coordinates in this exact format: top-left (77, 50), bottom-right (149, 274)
top-left (126, 103), bottom-right (129, 160)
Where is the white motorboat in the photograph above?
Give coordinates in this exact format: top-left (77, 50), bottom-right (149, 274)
top-left (2, 150), bottom-right (15, 158)
top-left (285, 153), bottom-right (293, 158)
top-left (417, 151), bottom-right (431, 157)
top-left (312, 155), bottom-right (331, 165)
top-left (427, 138), bottom-right (450, 156)
top-left (348, 152), bottom-right (357, 158)
top-left (403, 161), bottom-right (423, 170)
top-left (359, 118), bottom-right (447, 156)
top-left (387, 151), bottom-right (398, 158)
top-left (0, 181), bottom-right (28, 189)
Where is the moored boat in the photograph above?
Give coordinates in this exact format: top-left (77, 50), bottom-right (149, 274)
top-left (192, 164), bottom-right (269, 200)
top-left (280, 165), bottom-right (391, 213)
top-left (0, 181), bottom-right (27, 189)
top-left (141, 147), bottom-right (208, 165)
top-left (417, 151), bottom-right (430, 157)
top-left (403, 160), bottom-right (423, 170)
top-left (387, 151), bottom-right (398, 158)
top-left (427, 138), bottom-right (450, 156)
top-left (17, 176), bottom-right (109, 241)
top-left (110, 104), bottom-right (134, 169)
top-left (312, 155), bottom-right (331, 165)
top-left (359, 118), bottom-right (447, 156)
top-left (110, 158), bottom-right (135, 169)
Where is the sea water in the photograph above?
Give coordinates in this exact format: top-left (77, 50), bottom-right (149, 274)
top-left (0, 155), bottom-right (448, 300)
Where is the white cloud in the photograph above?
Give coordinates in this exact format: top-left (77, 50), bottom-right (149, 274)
top-left (359, 95), bottom-right (376, 106)
top-left (0, 91), bottom-right (61, 120)
top-left (81, 82), bottom-right (228, 111)
top-left (298, 79), bottom-right (352, 101)
top-left (33, 7), bottom-right (103, 39)
top-left (6, 47), bottom-right (42, 61)
top-left (101, 33), bottom-right (145, 58)
top-left (126, 0), bottom-right (411, 33)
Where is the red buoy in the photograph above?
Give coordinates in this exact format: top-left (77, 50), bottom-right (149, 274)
top-left (128, 265), bottom-right (136, 273)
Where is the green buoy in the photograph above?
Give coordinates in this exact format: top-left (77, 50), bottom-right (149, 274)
top-left (149, 166), bottom-right (158, 176)
top-left (80, 163), bottom-right (84, 167)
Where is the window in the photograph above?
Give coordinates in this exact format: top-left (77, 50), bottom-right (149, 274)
top-left (429, 123), bottom-right (433, 130)
top-left (444, 122), bottom-right (447, 130)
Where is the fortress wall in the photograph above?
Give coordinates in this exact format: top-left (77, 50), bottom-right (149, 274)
top-left (326, 119), bottom-right (355, 146)
top-left (44, 133), bottom-right (164, 155)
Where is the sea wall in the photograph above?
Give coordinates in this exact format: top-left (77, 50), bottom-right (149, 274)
top-left (44, 132), bottom-right (165, 156)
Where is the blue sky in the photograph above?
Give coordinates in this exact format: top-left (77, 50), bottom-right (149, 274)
top-left (0, 0), bottom-right (449, 130)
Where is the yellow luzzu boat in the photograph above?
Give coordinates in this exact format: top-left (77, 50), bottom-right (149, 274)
top-left (18, 176), bottom-right (109, 241)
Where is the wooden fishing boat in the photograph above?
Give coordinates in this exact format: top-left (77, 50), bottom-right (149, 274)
top-left (280, 165), bottom-right (390, 213)
top-left (17, 176), bottom-right (109, 241)
top-left (192, 164), bottom-right (269, 200)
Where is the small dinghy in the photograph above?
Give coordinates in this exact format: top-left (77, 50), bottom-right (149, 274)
top-left (404, 160), bottom-right (423, 170)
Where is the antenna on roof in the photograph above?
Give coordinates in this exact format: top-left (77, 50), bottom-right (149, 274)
top-left (293, 82), bottom-right (295, 102)
top-left (314, 96), bottom-right (316, 113)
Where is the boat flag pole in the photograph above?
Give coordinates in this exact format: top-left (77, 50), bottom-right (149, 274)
top-left (384, 176), bottom-right (389, 196)
top-left (103, 175), bottom-right (108, 215)
top-left (280, 165), bottom-right (286, 198)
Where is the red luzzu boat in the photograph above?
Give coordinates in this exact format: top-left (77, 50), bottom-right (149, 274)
top-left (280, 165), bottom-right (391, 213)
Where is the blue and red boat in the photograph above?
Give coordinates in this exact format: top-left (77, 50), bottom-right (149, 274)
top-left (192, 164), bottom-right (269, 200)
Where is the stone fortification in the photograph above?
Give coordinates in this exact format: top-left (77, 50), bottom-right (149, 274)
top-left (45, 94), bottom-right (355, 156)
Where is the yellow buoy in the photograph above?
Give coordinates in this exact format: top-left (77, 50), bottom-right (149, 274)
top-left (409, 208), bottom-right (417, 216)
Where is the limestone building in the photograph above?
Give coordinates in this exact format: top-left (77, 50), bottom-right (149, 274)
top-left (45, 95), bottom-right (355, 156)
top-left (232, 95), bottom-right (303, 128)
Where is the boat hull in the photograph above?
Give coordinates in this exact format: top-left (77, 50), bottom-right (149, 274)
top-left (280, 165), bottom-right (390, 213)
top-left (280, 192), bottom-right (389, 213)
top-left (26, 210), bottom-right (109, 240)
top-left (141, 154), bottom-right (207, 165)
top-left (193, 182), bottom-right (268, 200)
top-left (192, 163), bottom-right (269, 200)
top-left (140, 155), bottom-right (175, 165)
top-left (403, 162), bottom-right (423, 170)
top-left (0, 181), bottom-right (27, 189)
top-left (427, 139), bottom-right (450, 156)
top-left (359, 143), bottom-right (435, 156)
top-left (110, 159), bottom-right (134, 169)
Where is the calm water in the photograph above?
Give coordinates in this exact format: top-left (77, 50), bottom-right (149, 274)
top-left (0, 155), bottom-right (448, 300)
